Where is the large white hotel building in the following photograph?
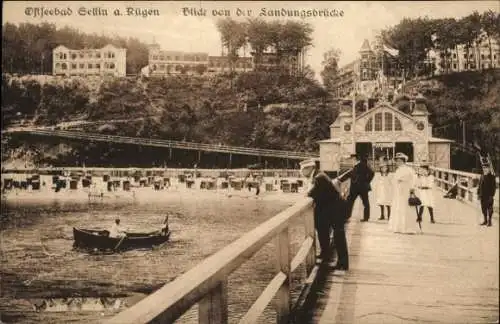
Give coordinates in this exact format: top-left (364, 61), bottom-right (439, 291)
top-left (52, 44), bottom-right (127, 77)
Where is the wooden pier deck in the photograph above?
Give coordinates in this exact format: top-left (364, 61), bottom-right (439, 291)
top-left (306, 189), bottom-right (499, 324)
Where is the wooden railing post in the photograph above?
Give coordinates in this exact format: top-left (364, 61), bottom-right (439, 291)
top-left (199, 280), bottom-right (228, 324)
top-left (304, 209), bottom-right (316, 276)
top-left (275, 227), bottom-right (290, 324)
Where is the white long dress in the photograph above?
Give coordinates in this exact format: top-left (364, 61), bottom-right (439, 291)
top-left (375, 173), bottom-right (393, 206)
top-left (388, 164), bottom-right (419, 234)
top-left (417, 175), bottom-right (435, 208)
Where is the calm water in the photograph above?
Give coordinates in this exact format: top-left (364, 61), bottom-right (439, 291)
top-left (0, 188), bottom-right (309, 323)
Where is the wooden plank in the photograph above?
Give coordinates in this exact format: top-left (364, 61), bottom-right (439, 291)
top-left (313, 184), bottom-right (499, 324)
top-left (238, 272), bottom-right (287, 324)
top-left (291, 237), bottom-right (314, 273)
top-left (304, 211), bottom-right (316, 276)
top-left (275, 228), bottom-right (291, 324)
top-left (199, 281), bottom-right (228, 324)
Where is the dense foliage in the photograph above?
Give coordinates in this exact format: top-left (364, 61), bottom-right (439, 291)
top-left (2, 72), bottom-right (332, 166)
top-left (216, 18), bottom-right (313, 74)
top-left (2, 22), bottom-right (149, 75)
top-left (380, 10), bottom-right (500, 78)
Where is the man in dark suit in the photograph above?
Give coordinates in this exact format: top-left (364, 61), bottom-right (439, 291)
top-left (302, 159), bottom-right (349, 269)
top-left (478, 166), bottom-right (497, 227)
top-left (343, 154), bottom-right (375, 222)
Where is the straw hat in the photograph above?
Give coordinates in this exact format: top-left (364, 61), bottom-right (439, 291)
top-left (394, 152), bottom-right (408, 162)
top-left (299, 159), bottom-right (317, 170)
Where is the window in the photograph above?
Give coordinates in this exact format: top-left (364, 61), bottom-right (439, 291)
top-left (153, 55), bottom-right (158, 60)
top-left (453, 63), bottom-right (457, 69)
top-left (463, 53), bottom-right (467, 59)
top-left (166, 56), bottom-right (171, 61)
top-left (109, 63), bottom-right (115, 69)
top-left (96, 63), bottom-right (100, 69)
top-left (374, 113), bottom-right (383, 131)
top-left (96, 53), bottom-right (101, 58)
top-left (453, 53), bottom-right (457, 59)
top-left (384, 112), bottom-right (392, 131)
top-left (71, 53), bottom-right (77, 60)
top-left (61, 63), bottom-right (67, 70)
top-left (79, 53), bottom-right (84, 58)
top-left (159, 64), bottom-right (165, 70)
top-left (89, 53), bottom-right (93, 58)
top-left (175, 56), bottom-right (180, 61)
top-left (79, 63), bottom-right (84, 69)
top-left (88, 63), bottom-right (93, 69)
top-left (71, 63), bottom-right (77, 69)
top-left (395, 117), bottom-right (402, 131)
top-left (159, 55), bottom-right (164, 61)
top-left (365, 118), bottom-right (373, 131)
top-left (481, 54), bottom-right (485, 60)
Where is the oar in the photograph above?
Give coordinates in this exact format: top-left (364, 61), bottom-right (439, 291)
top-left (114, 235), bottom-right (126, 251)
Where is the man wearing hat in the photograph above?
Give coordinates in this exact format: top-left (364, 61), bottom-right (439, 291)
top-left (478, 165), bottom-right (496, 227)
top-left (344, 153), bottom-right (375, 222)
top-left (301, 159), bottom-right (349, 268)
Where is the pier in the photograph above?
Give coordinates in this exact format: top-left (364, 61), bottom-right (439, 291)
top-left (103, 164), bottom-right (498, 324)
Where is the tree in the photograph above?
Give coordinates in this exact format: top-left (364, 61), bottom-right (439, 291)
top-left (481, 10), bottom-right (500, 69)
top-left (320, 48), bottom-right (341, 92)
top-left (216, 18), bottom-right (247, 74)
top-left (461, 11), bottom-right (483, 70)
top-left (246, 18), bottom-right (270, 65)
top-left (381, 17), bottom-right (435, 78)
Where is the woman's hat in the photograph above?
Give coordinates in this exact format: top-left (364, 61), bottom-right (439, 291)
top-left (299, 159), bottom-right (317, 170)
top-left (394, 152), bottom-right (408, 161)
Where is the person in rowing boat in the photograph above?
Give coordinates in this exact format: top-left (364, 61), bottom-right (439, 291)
top-left (160, 216), bottom-right (169, 235)
top-left (109, 218), bottom-right (127, 238)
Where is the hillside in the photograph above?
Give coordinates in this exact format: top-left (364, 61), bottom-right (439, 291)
top-left (2, 70), bottom-right (499, 169)
top-left (1, 72), bottom-right (334, 167)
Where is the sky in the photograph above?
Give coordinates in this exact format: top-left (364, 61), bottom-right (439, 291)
top-left (3, 1), bottom-right (499, 81)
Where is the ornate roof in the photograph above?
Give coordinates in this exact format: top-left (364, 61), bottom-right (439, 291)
top-left (360, 39), bottom-right (372, 52)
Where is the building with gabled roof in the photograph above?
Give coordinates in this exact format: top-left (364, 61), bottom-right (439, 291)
top-left (318, 95), bottom-right (452, 172)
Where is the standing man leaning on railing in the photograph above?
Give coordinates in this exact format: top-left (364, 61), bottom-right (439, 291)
top-left (300, 159), bottom-right (350, 270)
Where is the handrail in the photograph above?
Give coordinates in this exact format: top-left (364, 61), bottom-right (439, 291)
top-left (408, 163), bottom-right (499, 204)
top-left (105, 170), bottom-right (351, 324)
top-left (1, 167), bottom-right (302, 178)
top-left (14, 129), bottom-right (319, 159)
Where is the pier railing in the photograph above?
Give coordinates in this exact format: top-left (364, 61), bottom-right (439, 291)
top-left (1, 167), bottom-right (301, 179)
top-left (105, 170), bottom-right (351, 324)
top-left (409, 164), bottom-right (499, 210)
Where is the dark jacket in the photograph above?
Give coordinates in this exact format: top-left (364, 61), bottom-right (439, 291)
top-left (308, 172), bottom-right (347, 226)
top-left (344, 162), bottom-right (375, 193)
top-left (478, 173), bottom-right (497, 199)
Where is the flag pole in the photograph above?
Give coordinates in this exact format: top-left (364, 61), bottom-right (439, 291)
top-left (352, 78), bottom-right (356, 156)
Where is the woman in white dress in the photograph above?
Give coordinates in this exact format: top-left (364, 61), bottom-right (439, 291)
top-left (416, 165), bottom-right (435, 223)
top-left (376, 164), bottom-right (392, 220)
top-left (388, 153), bottom-right (419, 234)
